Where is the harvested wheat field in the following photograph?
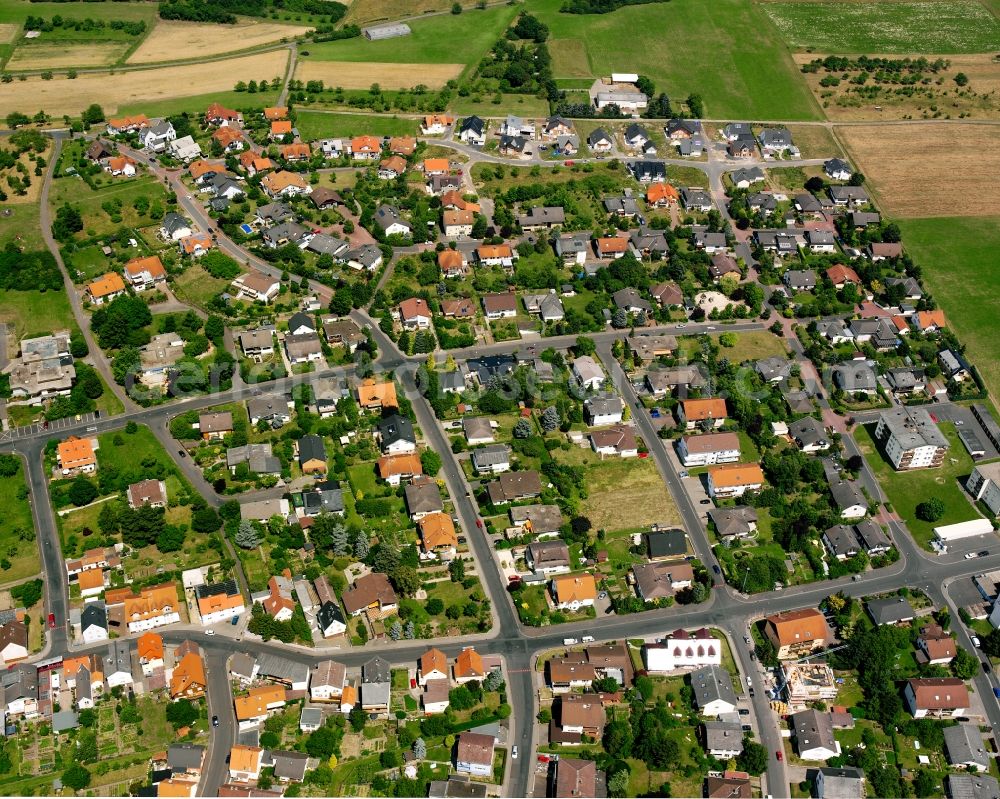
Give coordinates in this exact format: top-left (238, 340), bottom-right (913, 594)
top-left (345, 0), bottom-right (475, 24)
top-left (0, 24), bottom-right (18, 43)
top-left (128, 19), bottom-right (310, 64)
top-left (6, 41), bottom-right (128, 70)
top-left (0, 50), bottom-right (288, 117)
top-left (296, 60), bottom-right (462, 90)
top-left (837, 122), bottom-right (1000, 217)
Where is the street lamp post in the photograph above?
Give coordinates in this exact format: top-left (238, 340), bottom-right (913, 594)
top-left (742, 564), bottom-right (751, 593)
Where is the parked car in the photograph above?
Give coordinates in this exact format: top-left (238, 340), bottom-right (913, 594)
top-left (212, 716), bottom-right (219, 727)
top-left (47, 613), bottom-right (55, 629)
top-left (776, 750), bottom-right (783, 762)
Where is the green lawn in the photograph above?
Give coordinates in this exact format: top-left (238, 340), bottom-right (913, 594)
top-left (0, 458), bottom-right (41, 583)
top-left (50, 174), bottom-right (172, 240)
top-left (0, 201), bottom-right (44, 251)
top-left (0, 288), bottom-right (76, 343)
top-left (301, 4), bottom-right (518, 70)
top-left (65, 243), bottom-right (113, 282)
top-left (531, 0), bottom-right (820, 119)
top-left (171, 263), bottom-right (236, 311)
top-left (0, 0), bottom-right (155, 25)
top-left (448, 94), bottom-right (551, 118)
top-left (760, 1), bottom-right (1000, 53)
top-left (294, 111), bottom-right (419, 140)
top-left (854, 422), bottom-right (981, 549)
top-left (116, 89), bottom-right (281, 120)
top-left (897, 217), bottom-right (1000, 404)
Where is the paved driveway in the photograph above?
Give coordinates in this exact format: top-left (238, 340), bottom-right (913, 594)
top-left (934, 403), bottom-right (1000, 460)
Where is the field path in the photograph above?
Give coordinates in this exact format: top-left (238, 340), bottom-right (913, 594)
top-left (38, 136), bottom-right (137, 413)
top-left (278, 42), bottom-right (298, 108)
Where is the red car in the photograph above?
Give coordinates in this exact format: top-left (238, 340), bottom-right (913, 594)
top-left (476, 519), bottom-right (483, 529)
top-left (538, 755), bottom-right (550, 763)
top-left (47, 613), bottom-right (56, 629)
top-left (564, 160), bottom-right (575, 166)
top-left (776, 750), bottom-right (783, 762)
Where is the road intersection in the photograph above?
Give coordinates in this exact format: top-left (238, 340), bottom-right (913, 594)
top-left (6, 120), bottom-right (1000, 799)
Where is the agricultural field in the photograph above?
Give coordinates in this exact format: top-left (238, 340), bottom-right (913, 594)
top-left (530, 0), bottom-right (821, 120)
top-left (0, 0), bottom-right (155, 27)
top-left (5, 41), bottom-right (127, 69)
top-left (128, 18), bottom-right (309, 64)
top-left (796, 52), bottom-right (1000, 121)
top-left (0, 49), bottom-right (288, 117)
top-left (836, 122), bottom-right (1000, 217)
top-left (854, 422), bottom-right (982, 548)
top-left (301, 4), bottom-right (518, 70)
top-left (760, 0), bottom-right (1000, 54)
top-left (295, 110), bottom-right (420, 139)
top-left (295, 60), bottom-right (463, 90)
top-left (344, 0), bottom-right (484, 25)
top-left (898, 216), bottom-right (1000, 403)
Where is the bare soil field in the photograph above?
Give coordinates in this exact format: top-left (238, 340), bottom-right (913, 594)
top-left (128, 19), bottom-right (310, 64)
top-left (836, 122), bottom-right (1000, 217)
top-left (795, 52), bottom-right (1000, 121)
top-left (0, 50), bottom-right (288, 117)
top-left (5, 41), bottom-right (127, 69)
top-left (295, 59), bottom-right (462, 89)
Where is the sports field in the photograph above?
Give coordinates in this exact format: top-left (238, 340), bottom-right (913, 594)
top-left (301, 4), bottom-right (518, 69)
top-left (897, 216), bottom-right (1000, 403)
top-left (530, 0), bottom-right (820, 120)
top-left (295, 60), bottom-right (462, 90)
top-left (760, 1), bottom-right (1000, 54)
top-left (836, 122), bottom-right (1000, 218)
top-left (128, 19), bottom-right (309, 64)
top-left (0, 49), bottom-right (288, 117)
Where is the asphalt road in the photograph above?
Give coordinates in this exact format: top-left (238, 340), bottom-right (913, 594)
top-left (12, 122), bottom-right (999, 798)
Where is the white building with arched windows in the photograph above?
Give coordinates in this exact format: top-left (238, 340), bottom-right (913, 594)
top-left (644, 628), bottom-right (722, 673)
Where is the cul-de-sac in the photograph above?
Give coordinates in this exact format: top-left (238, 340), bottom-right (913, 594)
top-left (1, 0), bottom-right (1000, 797)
